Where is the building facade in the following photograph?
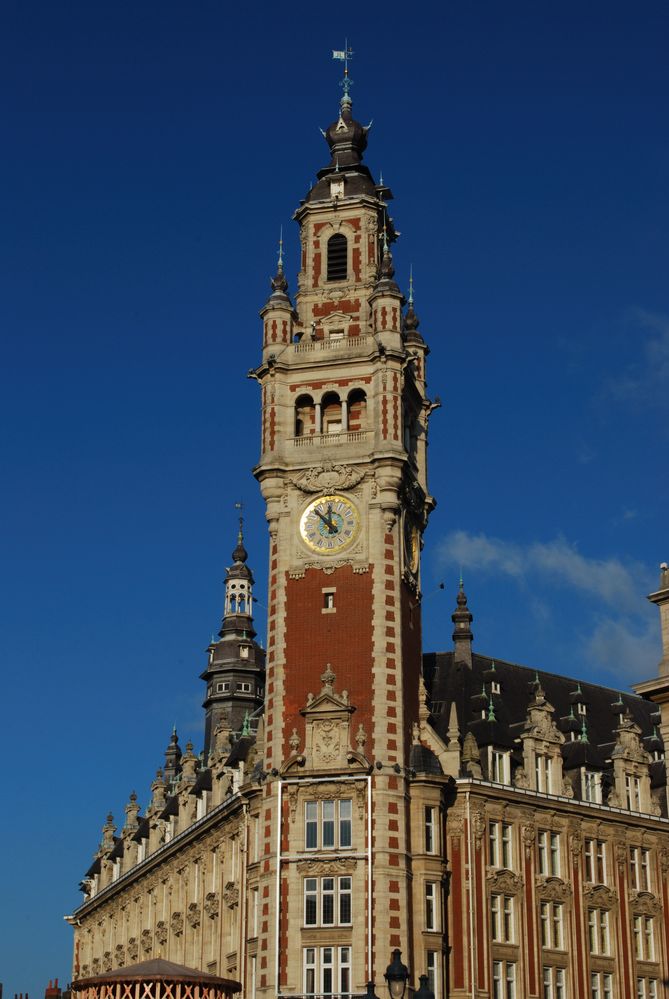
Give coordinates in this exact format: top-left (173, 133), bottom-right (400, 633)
top-left (68, 76), bottom-right (669, 999)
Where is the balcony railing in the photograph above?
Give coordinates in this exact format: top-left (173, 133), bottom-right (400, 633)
top-left (292, 431), bottom-right (371, 448)
top-left (294, 335), bottom-right (371, 354)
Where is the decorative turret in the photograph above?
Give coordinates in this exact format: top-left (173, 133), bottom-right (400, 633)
top-left (648, 562), bottom-right (669, 676)
top-left (163, 727), bottom-right (182, 785)
top-left (123, 791), bottom-right (140, 832)
top-left (261, 232), bottom-right (296, 358)
top-left (201, 515), bottom-right (266, 760)
top-left (452, 579), bottom-right (474, 668)
top-left (101, 813), bottom-right (116, 852)
top-left (403, 268), bottom-right (424, 347)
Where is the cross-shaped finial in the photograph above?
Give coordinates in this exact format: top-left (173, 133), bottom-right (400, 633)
top-left (277, 226), bottom-right (283, 270)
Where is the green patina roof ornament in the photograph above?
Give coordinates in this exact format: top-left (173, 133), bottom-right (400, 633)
top-left (490, 660), bottom-right (496, 672)
top-left (488, 700), bottom-right (496, 722)
top-left (408, 266), bottom-right (414, 307)
top-left (277, 226), bottom-right (284, 270)
top-left (534, 671), bottom-right (541, 686)
top-left (481, 683), bottom-right (488, 700)
top-left (568, 705), bottom-right (575, 720)
top-left (241, 711), bottom-right (251, 737)
top-left (580, 717), bottom-right (589, 744)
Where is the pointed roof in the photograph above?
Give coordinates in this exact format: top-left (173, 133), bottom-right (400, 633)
top-left (72, 957), bottom-right (241, 989)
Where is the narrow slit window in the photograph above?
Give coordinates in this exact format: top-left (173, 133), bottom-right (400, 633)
top-left (327, 233), bottom-right (347, 281)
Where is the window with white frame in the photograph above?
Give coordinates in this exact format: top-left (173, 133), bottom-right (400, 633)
top-left (238, 681), bottom-right (252, 693)
top-left (584, 839), bottom-right (606, 884)
top-left (489, 821), bottom-right (513, 869)
top-left (425, 881), bottom-right (439, 931)
top-left (303, 876), bottom-right (352, 927)
top-left (538, 831), bottom-right (561, 877)
top-left (491, 894), bottom-right (515, 943)
top-left (251, 886), bottom-right (259, 937)
top-left (424, 806), bottom-right (437, 854)
top-left (535, 754), bottom-right (552, 793)
top-left (590, 972), bottom-right (613, 999)
top-left (587, 908), bottom-right (610, 955)
top-left (492, 960), bottom-right (516, 999)
top-left (540, 901), bottom-right (564, 950)
top-left (582, 770), bottom-right (602, 803)
top-left (636, 978), bottom-right (658, 999)
top-left (633, 915), bottom-right (655, 961)
top-left (303, 946), bottom-right (351, 996)
top-left (542, 966), bottom-right (566, 999)
top-left (426, 951), bottom-right (439, 996)
top-left (630, 847), bottom-right (651, 892)
top-left (305, 799), bottom-right (352, 850)
top-left (216, 681), bottom-right (230, 693)
top-left (489, 748), bottom-right (510, 784)
top-left (626, 774), bottom-right (642, 810)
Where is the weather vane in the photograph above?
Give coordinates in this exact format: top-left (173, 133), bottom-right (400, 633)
top-left (332, 40), bottom-right (354, 101)
top-left (234, 500), bottom-right (244, 540)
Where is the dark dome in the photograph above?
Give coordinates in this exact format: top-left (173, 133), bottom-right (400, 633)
top-left (324, 101), bottom-right (368, 170)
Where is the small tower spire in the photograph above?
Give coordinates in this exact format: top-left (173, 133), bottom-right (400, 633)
top-left (403, 265), bottom-right (422, 341)
top-left (452, 578), bottom-right (474, 669)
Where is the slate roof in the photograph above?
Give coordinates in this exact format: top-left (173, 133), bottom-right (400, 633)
top-left (72, 957), bottom-right (240, 988)
top-left (423, 650), bottom-right (665, 794)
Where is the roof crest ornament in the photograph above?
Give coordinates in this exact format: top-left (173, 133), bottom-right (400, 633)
top-left (332, 41), bottom-right (354, 109)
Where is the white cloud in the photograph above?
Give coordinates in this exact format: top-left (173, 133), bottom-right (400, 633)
top-left (605, 309), bottom-right (669, 407)
top-left (585, 616), bottom-right (660, 681)
top-left (437, 530), bottom-right (643, 611)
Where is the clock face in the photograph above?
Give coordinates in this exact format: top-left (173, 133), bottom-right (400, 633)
top-left (300, 494), bottom-right (361, 555)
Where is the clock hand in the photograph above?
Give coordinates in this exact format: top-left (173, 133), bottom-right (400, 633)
top-left (315, 508), bottom-right (337, 534)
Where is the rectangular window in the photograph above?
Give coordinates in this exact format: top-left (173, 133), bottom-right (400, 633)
top-left (582, 770), bottom-right (602, 803)
top-left (587, 908), bottom-right (610, 955)
top-left (543, 966), bottom-right (566, 999)
top-left (540, 901), bottom-right (564, 950)
top-left (633, 915), bottom-right (655, 961)
top-left (492, 960), bottom-right (516, 999)
top-left (425, 806), bottom-right (436, 854)
top-left (626, 774), bottom-right (642, 810)
top-left (303, 946), bottom-right (352, 996)
top-left (426, 951), bottom-right (438, 997)
top-left (239, 645), bottom-right (249, 658)
top-left (489, 821), bottom-right (513, 869)
top-left (637, 979), bottom-right (658, 999)
top-left (303, 876), bottom-right (353, 927)
top-left (238, 681), bottom-right (252, 693)
top-left (584, 839), bottom-right (606, 884)
top-left (491, 894), bottom-right (515, 943)
top-left (305, 799), bottom-right (353, 850)
top-left (490, 748), bottom-right (510, 784)
top-left (536, 754), bottom-right (552, 793)
top-left (591, 972), bottom-right (613, 999)
top-left (630, 847), bottom-right (651, 891)
top-left (538, 831), bottom-right (561, 877)
top-left (425, 881), bottom-right (438, 931)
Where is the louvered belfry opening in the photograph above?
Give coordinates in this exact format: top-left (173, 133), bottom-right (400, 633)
top-left (326, 233), bottom-right (347, 281)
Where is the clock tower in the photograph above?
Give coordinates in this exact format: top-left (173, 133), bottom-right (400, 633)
top-left (250, 70), bottom-right (436, 994)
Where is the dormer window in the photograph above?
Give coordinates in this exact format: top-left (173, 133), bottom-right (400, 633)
top-left (491, 680), bottom-right (501, 695)
top-left (582, 769), bottom-right (602, 803)
top-left (577, 702), bottom-right (587, 716)
top-left (489, 748), bottom-right (510, 784)
top-left (327, 233), bottom-right (347, 281)
top-left (239, 645), bottom-right (250, 659)
top-left (625, 774), bottom-right (641, 810)
top-left (330, 178), bottom-right (344, 199)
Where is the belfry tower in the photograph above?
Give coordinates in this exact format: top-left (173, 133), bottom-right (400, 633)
top-left (251, 64), bottom-right (437, 995)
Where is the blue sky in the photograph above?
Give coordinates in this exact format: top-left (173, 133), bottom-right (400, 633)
top-left (1, 0), bottom-right (667, 993)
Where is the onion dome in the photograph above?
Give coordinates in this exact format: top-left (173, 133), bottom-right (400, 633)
top-left (323, 99), bottom-right (369, 172)
top-left (372, 225), bottom-right (401, 297)
top-left (262, 231), bottom-right (293, 312)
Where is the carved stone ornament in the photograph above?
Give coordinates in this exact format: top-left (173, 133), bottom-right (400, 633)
top-left (286, 786), bottom-right (298, 822)
top-left (660, 846), bottom-right (669, 874)
top-left (288, 463), bottom-right (366, 493)
top-left (514, 767), bottom-right (530, 789)
top-left (297, 857), bottom-right (357, 876)
top-left (561, 778), bottom-right (574, 799)
top-left (522, 824), bottom-right (536, 857)
top-left (170, 911), bottom-right (184, 936)
top-left (486, 868), bottom-right (523, 894)
top-left (448, 814), bottom-right (465, 838)
top-left (536, 877), bottom-right (573, 903)
top-left (224, 881), bottom-right (240, 908)
top-left (629, 891), bottom-right (662, 916)
top-left (187, 902), bottom-right (201, 929)
top-left (471, 810), bottom-right (486, 847)
top-left (614, 839), bottom-right (628, 869)
top-left (127, 937), bottom-right (139, 962)
top-left (300, 666), bottom-right (357, 771)
top-left (583, 884), bottom-right (617, 908)
top-left (141, 928), bottom-right (152, 953)
top-left (204, 891), bottom-right (219, 919)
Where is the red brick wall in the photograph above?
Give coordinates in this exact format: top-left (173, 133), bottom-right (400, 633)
top-left (400, 580), bottom-right (422, 764)
top-left (282, 565), bottom-right (374, 757)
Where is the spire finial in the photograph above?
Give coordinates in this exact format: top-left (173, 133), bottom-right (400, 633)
top-left (241, 711), bottom-right (251, 737)
top-left (234, 501), bottom-right (244, 544)
top-left (277, 227), bottom-right (283, 270)
top-left (382, 221), bottom-right (389, 256)
top-left (408, 266), bottom-right (414, 306)
top-left (580, 717), bottom-right (589, 743)
top-left (332, 41), bottom-right (354, 107)
top-left (459, 567), bottom-right (464, 590)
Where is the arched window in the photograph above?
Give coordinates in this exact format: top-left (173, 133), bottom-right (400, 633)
top-left (321, 392), bottom-right (342, 434)
top-left (348, 389), bottom-right (367, 431)
top-left (327, 233), bottom-right (347, 281)
top-left (295, 394), bottom-right (315, 437)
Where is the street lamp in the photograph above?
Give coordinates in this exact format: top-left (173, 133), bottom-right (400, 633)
top-left (384, 949), bottom-right (409, 999)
